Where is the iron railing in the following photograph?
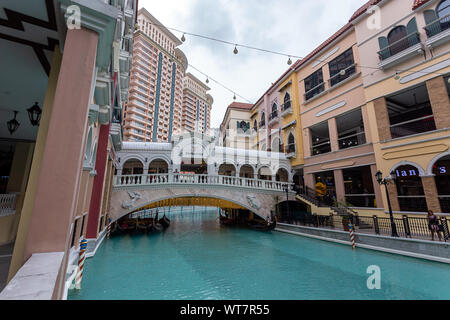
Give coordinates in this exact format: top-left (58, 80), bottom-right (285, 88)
top-left (390, 115), bottom-right (436, 139)
top-left (282, 100), bottom-right (292, 111)
top-left (269, 111), bottom-right (278, 121)
top-left (344, 195), bottom-right (377, 208)
top-left (329, 63), bottom-right (357, 87)
top-left (311, 140), bottom-right (331, 156)
top-left (424, 13), bottom-right (450, 38)
top-left (378, 32), bottom-right (421, 61)
top-left (338, 131), bottom-right (366, 149)
top-left (286, 143), bottom-right (296, 154)
top-left (278, 213), bottom-right (449, 242)
top-left (0, 193), bottom-right (17, 217)
top-left (305, 82), bottom-right (325, 101)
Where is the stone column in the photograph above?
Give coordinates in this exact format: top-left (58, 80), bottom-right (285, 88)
top-left (370, 165), bottom-right (384, 209)
top-left (361, 105), bottom-right (372, 143)
top-left (328, 118), bottom-right (339, 152)
top-left (373, 97), bottom-right (392, 142)
top-left (421, 175), bottom-right (441, 213)
top-left (426, 76), bottom-right (450, 129)
top-left (303, 128), bottom-right (312, 158)
top-left (334, 169), bottom-right (345, 203)
top-left (304, 173), bottom-right (315, 192)
top-left (24, 28), bottom-right (99, 258)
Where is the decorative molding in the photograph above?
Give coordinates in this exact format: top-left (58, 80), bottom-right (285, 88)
top-left (399, 58), bottom-right (450, 84)
top-left (122, 191), bottom-right (142, 209)
top-left (316, 101), bottom-right (346, 117)
top-left (311, 46), bottom-right (339, 68)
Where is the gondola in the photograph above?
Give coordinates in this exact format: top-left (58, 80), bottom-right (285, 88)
top-left (136, 219), bottom-right (153, 233)
top-left (247, 219), bottom-right (277, 231)
top-left (158, 214), bottom-right (171, 229)
top-left (219, 215), bottom-right (236, 226)
top-left (117, 220), bottom-right (137, 233)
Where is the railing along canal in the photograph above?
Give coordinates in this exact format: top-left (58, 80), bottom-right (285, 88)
top-left (114, 173), bottom-right (293, 192)
top-left (0, 193), bottom-right (18, 217)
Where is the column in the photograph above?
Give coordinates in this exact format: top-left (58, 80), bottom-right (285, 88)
top-left (86, 124), bottom-right (111, 239)
top-left (370, 165), bottom-right (384, 209)
top-left (421, 175), bottom-right (441, 213)
top-left (304, 173), bottom-right (315, 191)
top-left (373, 97), bottom-right (392, 142)
top-left (361, 105), bottom-right (372, 143)
top-left (426, 76), bottom-right (450, 129)
top-left (328, 118), bottom-right (339, 152)
top-left (334, 169), bottom-right (345, 203)
top-left (24, 28), bottom-right (99, 258)
top-left (303, 128), bottom-right (312, 158)
top-left (8, 47), bottom-right (62, 282)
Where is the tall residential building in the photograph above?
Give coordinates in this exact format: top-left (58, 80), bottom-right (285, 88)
top-left (123, 8), bottom-right (188, 143)
top-left (182, 73), bottom-right (214, 135)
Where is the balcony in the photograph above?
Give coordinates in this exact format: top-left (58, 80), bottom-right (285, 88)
top-left (268, 111), bottom-right (279, 126)
top-left (281, 101), bottom-right (293, 117)
top-left (424, 14), bottom-right (450, 48)
top-left (378, 32), bottom-right (423, 69)
top-left (259, 120), bottom-right (266, 129)
top-left (390, 115), bottom-right (436, 139)
top-left (285, 143), bottom-right (296, 159)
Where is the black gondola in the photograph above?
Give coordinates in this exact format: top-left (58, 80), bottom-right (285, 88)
top-left (136, 219), bottom-right (153, 233)
top-left (219, 215), bottom-right (236, 226)
top-left (247, 219), bottom-right (277, 231)
top-left (159, 214), bottom-right (171, 229)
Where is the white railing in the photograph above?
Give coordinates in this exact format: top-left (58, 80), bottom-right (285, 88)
top-left (0, 193), bottom-right (17, 216)
top-left (114, 173), bottom-right (292, 192)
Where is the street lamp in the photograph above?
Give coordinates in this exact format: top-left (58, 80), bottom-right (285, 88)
top-left (375, 170), bottom-right (399, 237)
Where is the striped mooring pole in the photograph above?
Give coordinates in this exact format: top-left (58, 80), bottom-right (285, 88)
top-left (349, 223), bottom-right (356, 250)
top-left (107, 223), bottom-right (112, 239)
top-left (75, 239), bottom-right (88, 290)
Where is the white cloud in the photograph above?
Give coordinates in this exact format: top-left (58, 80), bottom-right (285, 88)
top-left (138, 0), bottom-right (367, 128)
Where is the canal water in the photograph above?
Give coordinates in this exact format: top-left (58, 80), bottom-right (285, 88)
top-left (69, 208), bottom-right (450, 300)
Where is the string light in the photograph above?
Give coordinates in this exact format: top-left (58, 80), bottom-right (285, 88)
top-left (181, 33), bottom-right (186, 42)
top-left (287, 57), bottom-right (292, 65)
top-left (233, 45), bottom-right (238, 55)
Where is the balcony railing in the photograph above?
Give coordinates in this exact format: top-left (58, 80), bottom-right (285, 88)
top-left (114, 173), bottom-right (292, 192)
top-left (286, 143), bottom-right (296, 154)
top-left (424, 14), bottom-right (450, 38)
top-left (338, 131), bottom-right (366, 149)
top-left (311, 140), bottom-right (331, 156)
top-left (304, 82), bottom-right (325, 101)
top-left (378, 32), bottom-right (421, 61)
top-left (282, 100), bottom-right (292, 111)
top-left (0, 193), bottom-right (17, 217)
top-left (390, 115), bottom-right (436, 139)
top-left (259, 120), bottom-right (266, 128)
top-left (329, 64), bottom-right (357, 87)
top-left (398, 196), bottom-right (428, 212)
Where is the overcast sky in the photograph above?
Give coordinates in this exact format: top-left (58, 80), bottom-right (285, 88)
top-left (138, 0), bottom-right (367, 128)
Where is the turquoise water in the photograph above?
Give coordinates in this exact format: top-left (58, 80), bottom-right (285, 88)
top-left (69, 209), bottom-right (450, 300)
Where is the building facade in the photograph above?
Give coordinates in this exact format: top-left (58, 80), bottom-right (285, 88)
top-left (182, 73), bottom-right (213, 135)
top-left (0, 0), bottom-right (137, 299)
top-left (220, 102), bottom-right (254, 149)
top-left (123, 8), bottom-right (188, 143)
top-left (352, 0), bottom-right (450, 215)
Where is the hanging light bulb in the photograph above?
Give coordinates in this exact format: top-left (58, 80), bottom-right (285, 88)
top-left (287, 57), bottom-right (292, 65)
top-left (394, 71), bottom-right (400, 80)
top-left (233, 93), bottom-right (236, 100)
top-left (181, 33), bottom-right (186, 42)
top-left (339, 69), bottom-right (346, 76)
top-left (206, 77), bottom-right (209, 84)
top-left (233, 45), bottom-right (238, 55)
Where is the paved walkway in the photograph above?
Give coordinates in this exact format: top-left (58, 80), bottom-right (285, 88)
top-left (0, 243), bottom-right (14, 292)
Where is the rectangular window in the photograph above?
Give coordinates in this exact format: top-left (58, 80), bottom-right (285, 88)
top-left (343, 166), bottom-right (376, 208)
top-left (336, 108), bottom-right (366, 150)
top-left (304, 69), bottom-right (325, 101)
top-left (328, 48), bottom-right (356, 87)
top-left (310, 121), bottom-right (331, 156)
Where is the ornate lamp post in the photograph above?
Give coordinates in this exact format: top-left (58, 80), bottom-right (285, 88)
top-left (375, 170), bottom-right (399, 237)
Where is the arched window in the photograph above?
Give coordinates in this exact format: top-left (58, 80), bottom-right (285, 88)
top-left (283, 93), bottom-right (291, 110)
top-left (394, 165), bottom-right (427, 212)
top-left (272, 103), bottom-right (277, 112)
top-left (253, 119), bottom-right (258, 132)
top-left (287, 133), bottom-right (295, 153)
top-left (387, 26), bottom-right (408, 56)
top-left (260, 112), bottom-right (266, 127)
top-left (433, 155), bottom-right (450, 213)
top-left (270, 103), bottom-right (278, 120)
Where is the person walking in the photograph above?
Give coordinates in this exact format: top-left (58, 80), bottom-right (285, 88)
top-left (427, 210), bottom-right (443, 242)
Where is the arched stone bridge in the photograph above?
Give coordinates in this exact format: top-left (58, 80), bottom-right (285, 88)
top-left (110, 173), bottom-right (295, 222)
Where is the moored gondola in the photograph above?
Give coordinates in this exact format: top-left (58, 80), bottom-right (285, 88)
top-left (159, 214), bottom-right (171, 229)
top-left (247, 219), bottom-right (276, 231)
top-left (136, 219), bottom-right (153, 233)
top-left (117, 219), bottom-right (137, 233)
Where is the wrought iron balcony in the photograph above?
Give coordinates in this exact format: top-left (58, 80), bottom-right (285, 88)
top-left (424, 14), bottom-right (450, 48)
top-left (378, 32), bottom-right (423, 69)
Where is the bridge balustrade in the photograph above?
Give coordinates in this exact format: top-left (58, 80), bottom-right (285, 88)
top-left (114, 173), bottom-right (292, 192)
